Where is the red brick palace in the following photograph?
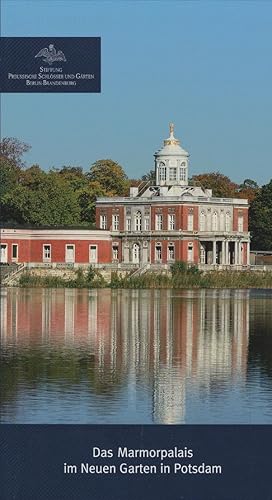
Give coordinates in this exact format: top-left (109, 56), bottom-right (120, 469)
top-left (0, 125), bottom-right (250, 269)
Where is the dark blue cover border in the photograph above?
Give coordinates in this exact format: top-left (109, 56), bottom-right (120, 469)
top-left (0, 425), bottom-right (272, 500)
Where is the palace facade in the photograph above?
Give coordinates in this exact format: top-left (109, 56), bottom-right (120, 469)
top-left (0, 125), bottom-right (250, 269)
top-left (96, 124), bottom-right (250, 268)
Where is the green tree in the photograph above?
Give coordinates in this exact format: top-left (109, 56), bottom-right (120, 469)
top-left (0, 157), bottom-right (21, 199)
top-left (0, 157), bottom-right (23, 223)
top-left (3, 170), bottom-right (81, 226)
top-left (250, 180), bottom-right (272, 250)
top-left (55, 165), bottom-right (88, 191)
top-left (238, 178), bottom-right (260, 203)
top-left (77, 181), bottom-right (108, 225)
top-left (88, 159), bottom-right (129, 196)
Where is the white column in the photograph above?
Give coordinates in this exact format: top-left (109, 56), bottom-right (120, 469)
top-left (213, 240), bottom-right (217, 265)
top-left (247, 242), bottom-right (250, 266)
top-left (239, 242), bottom-right (242, 265)
top-left (221, 241), bottom-right (225, 265)
top-left (234, 241), bottom-right (239, 265)
top-left (225, 240), bottom-right (229, 265)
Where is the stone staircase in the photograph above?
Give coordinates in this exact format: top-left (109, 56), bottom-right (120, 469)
top-left (128, 264), bottom-right (151, 278)
top-left (1, 263), bottom-right (26, 285)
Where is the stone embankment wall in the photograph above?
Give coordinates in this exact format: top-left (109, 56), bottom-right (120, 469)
top-left (5, 266), bottom-right (127, 285)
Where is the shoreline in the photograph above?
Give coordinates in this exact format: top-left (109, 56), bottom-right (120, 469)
top-left (4, 267), bottom-right (272, 289)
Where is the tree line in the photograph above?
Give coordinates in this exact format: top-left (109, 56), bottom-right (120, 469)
top-left (0, 137), bottom-right (271, 249)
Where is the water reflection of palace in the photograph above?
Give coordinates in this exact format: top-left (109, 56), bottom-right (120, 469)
top-left (0, 288), bottom-right (250, 423)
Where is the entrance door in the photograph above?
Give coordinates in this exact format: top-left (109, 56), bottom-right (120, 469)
top-left (66, 245), bottom-right (75, 263)
top-left (0, 244), bottom-right (8, 264)
top-left (132, 243), bottom-right (140, 264)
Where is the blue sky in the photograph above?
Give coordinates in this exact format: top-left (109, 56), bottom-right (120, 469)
top-left (1, 0), bottom-right (272, 185)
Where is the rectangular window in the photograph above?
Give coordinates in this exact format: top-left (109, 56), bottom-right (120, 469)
top-left (155, 214), bottom-right (163, 230)
top-left (155, 245), bottom-right (162, 261)
top-left (65, 244), bottom-right (75, 263)
top-left (126, 218), bottom-right (131, 231)
top-left (238, 215), bottom-right (244, 232)
top-left (144, 217), bottom-right (150, 231)
top-left (112, 214), bottom-right (119, 231)
top-left (12, 244), bottom-right (18, 260)
top-left (169, 167), bottom-right (177, 181)
top-left (188, 243), bottom-right (194, 262)
top-left (100, 214), bottom-right (107, 230)
top-left (89, 245), bottom-right (97, 263)
top-left (168, 245), bottom-right (175, 260)
top-left (168, 214), bottom-right (175, 230)
top-left (43, 244), bottom-right (51, 262)
top-left (0, 244), bottom-right (8, 264)
top-left (179, 168), bottom-right (186, 181)
top-left (188, 213), bottom-right (194, 231)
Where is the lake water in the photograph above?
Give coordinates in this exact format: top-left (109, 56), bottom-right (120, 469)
top-left (0, 287), bottom-right (272, 424)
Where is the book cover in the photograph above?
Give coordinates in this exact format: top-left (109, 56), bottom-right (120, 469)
top-left (1, 1), bottom-right (272, 499)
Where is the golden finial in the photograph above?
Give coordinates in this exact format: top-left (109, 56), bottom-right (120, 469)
top-left (164, 122), bottom-right (180, 146)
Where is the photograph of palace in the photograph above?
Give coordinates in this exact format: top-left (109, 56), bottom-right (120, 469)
top-left (1, 0), bottom-right (272, 426)
top-left (1, 125), bottom-right (250, 270)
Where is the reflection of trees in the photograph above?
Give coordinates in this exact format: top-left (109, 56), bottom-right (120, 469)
top-left (0, 348), bottom-right (126, 406)
top-left (248, 297), bottom-right (272, 379)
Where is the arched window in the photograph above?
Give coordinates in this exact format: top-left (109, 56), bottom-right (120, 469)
top-left (220, 211), bottom-right (224, 231)
top-left (179, 161), bottom-right (187, 182)
top-left (135, 211), bottom-right (142, 231)
top-left (212, 211), bottom-right (218, 231)
top-left (132, 243), bottom-right (140, 263)
top-left (225, 212), bottom-right (231, 232)
top-left (159, 162), bottom-right (166, 181)
top-left (200, 211), bottom-right (206, 231)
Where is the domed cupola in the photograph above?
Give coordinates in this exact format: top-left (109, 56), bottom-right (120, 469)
top-left (154, 123), bottom-right (189, 187)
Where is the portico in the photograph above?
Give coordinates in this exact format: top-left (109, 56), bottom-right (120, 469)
top-left (199, 239), bottom-right (250, 267)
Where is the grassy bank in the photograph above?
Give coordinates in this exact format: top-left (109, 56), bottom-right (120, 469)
top-left (17, 262), bottom-right (272, 289)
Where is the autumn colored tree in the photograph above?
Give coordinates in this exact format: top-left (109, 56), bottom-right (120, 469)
top-left (191, 172), bottom-right (238, 198)
top-left (249, 180), bottom-right (272, 250)
top-left (0, 137), bottom-right (30, 167)
top-left (88, 159), bottom-right (129, 196)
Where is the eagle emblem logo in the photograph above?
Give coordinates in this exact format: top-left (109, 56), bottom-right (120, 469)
top-left (35, 44), bottom-right (67, 65)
